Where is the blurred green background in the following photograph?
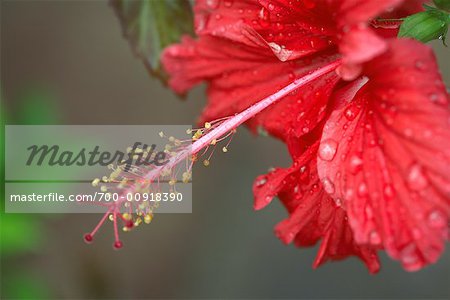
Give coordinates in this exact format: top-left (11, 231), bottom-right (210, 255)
top-left (1, 1), bottom-right (449, 299)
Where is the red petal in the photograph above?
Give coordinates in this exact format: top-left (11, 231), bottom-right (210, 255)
top-left (317, 39), bottom-right (450, 271)
top-left (338, 26), bottom-right (387, 79)
top-left (254, 141), bottom-right (380, 273)
top-left (162, 35), bottom-right (340, 140)
top-left (194, 0), bottom-right (335, 61)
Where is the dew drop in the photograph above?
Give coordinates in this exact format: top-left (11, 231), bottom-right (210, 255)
top-left (400, 244), bottom-right (419, 267)
top-left (348, 154), bottom-right (363, 174)
top-left (427, 210), bottom-right (446, 228)
top-left (223, 0), bottom-right (233, 8)
top-left (318, 139), bottom-right (338, 161)
top-left (206, 0), bottom-right (219, 9)
top-left (414, 60), bottom-right (425, 70)
top-left (255, 177), bottom-right (267, 187)
top-left (429, 92), bottom-right (447, 105)
top-left (258, 7), bottom-right (271, 28)
top-left (358, 183), bottom-right (368, 196)
top-left (407, 163), bottom-right (428, 191)
top-left (369, 230), bottom-right (381, 245)
top-left (383, 184), bottom-right (395, 198)
top-left (321, 177), bottom-right (335, 194)
top-left (268, 42), bottom-right (282, 53)
top-left (345, 188), bottom-right (354, 200)
top-left (344, 105), bottom-right (360, 121)
top-left (267, 3), bottom-right (275, 10)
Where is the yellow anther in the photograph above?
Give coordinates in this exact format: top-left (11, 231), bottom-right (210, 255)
top-left (134, 217), bottom-right (142, 227)
top-left (109, 214), bottom-right (114, 221)
top-left (107, 164), bottom-right (114, 169)
top-left (203, 159), bottom-right (210, 167)
top-left (169, 136), bottom-right (175, 142)
top-left (100, 185), bottom-right (108, 192)
top-left (211, 139), bottom-right (217, 145)
top-left (122, 226), bottom-right (130, 232)
top-left (222, 147), bottom-right (228, 153)
top-left (186, 128), bottom-right (192, 134)
top-left (102, 176), bottom-right (109, 182)
top-left (159, 131), bottom-right (164, 138)
top-left (144, 213), bottom-right (153, 224)
top-left (122, 213), bottom-right (132, 220)
top-left (110, 169), bottom-right (121, 180)
top-left (193, 129), bottom-right (203, 140)
top-left (91, 178), bottom-right (100, 187)
top-left (182, 171), bottom-right (192, 183)
top-left (191, 154), bottom-right (198, 162)
top-left (169, 179), bottom-right (177, 186)
top-left (205, 122), bottom-right (212, 129)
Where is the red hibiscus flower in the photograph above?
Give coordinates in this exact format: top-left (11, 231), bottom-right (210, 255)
top-left (161, 0), bottom-right (449, 273)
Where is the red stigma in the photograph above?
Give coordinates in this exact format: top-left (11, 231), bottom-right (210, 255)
top-left (113, 241), bottom-right (123, 250)
top-left (83, 233), bottom-right (93, 244)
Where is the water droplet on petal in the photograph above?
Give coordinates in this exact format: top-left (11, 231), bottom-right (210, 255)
top-left (384, 184), bottom-right (395, 198)
top-left (318, 139), bottom-right (338, 161)
top-left (223, 0), bottom-right (233, 8)
top-left (344, 105), bottom-right (360, 121)
top-left (400, 244), bottom-right (419, 267)
top-left (206, 0), bottom-right (219, 9)
top-left (365, 206), bottom-right (374, 219)
top-left (348, 154), bottom-right (363, 174)
top-left (414, 60), bottom-right (425, 70)
top-left (345, 188), bottom-right (354, 200)
top-left (369, 230), bottom-right (381, 245)
top-left (358, 183), bottom-right (368, 196)
top-left (429, 93), bottom-right (447, 105)
top-left (268, 42), bottom-right (281, 53)
top-left (267, 3), bottom-right (275, 10)
top-left (258, 7), bottom-right (271, 28)
top-left (427, 210), bottom-right (446, 228)
top-left (407, 163), bottom-right (428, 191)
top-left (255, 177), bottom-right (267, 187)
top-left (321, 177), bottom-right (335, 194)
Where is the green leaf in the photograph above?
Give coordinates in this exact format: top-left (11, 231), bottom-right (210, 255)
top-left (111, 0), bottom-right (194, 82)
top-left (398, 9), bottom-right (449, 45)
